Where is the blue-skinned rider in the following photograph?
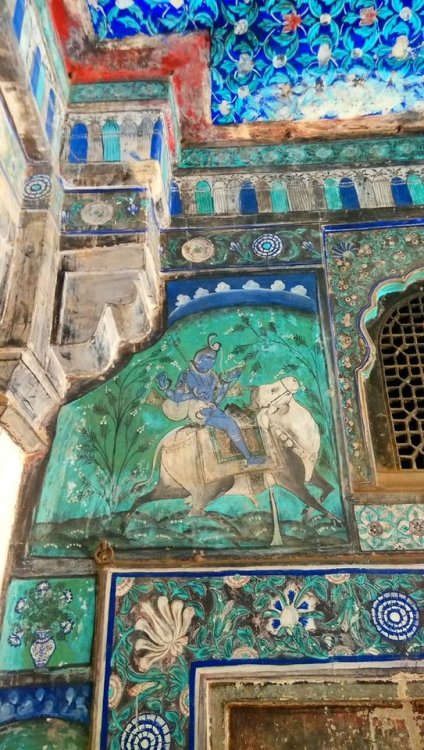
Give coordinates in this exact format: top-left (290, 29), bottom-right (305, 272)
top-left (157, 335), bottom-right (266, 466)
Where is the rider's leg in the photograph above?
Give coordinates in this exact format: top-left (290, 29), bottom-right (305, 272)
top-left (201, 408), bottom-right (266, 465)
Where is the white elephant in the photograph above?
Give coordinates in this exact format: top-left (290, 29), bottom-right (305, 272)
top-left (130, 377), bottom-right (338, 522)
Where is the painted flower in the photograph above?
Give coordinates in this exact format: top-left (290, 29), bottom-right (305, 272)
top-left (134, 596), bottom-right (195, 671)
top-left (234, 19), bottom-right (248, 35)
top-left (218, 101), bottom-right (231, 116)
top-left (409, 519), bottom-right (424, 536)
top-left (325, 574), bottom-right (351, 585)
top-left (108, 673), bottom-right (124, 709)
top-left (266, 582), bottom-right (318, 634)
top-left (14, 598), bottom-right (27, 613)
top-left (282, 12), bottom-right (302, 33)
top-left (36, 582), bottom-right (50, 596)
top-left (61, 589), bottom-right (73, 603)
top-left (60, 618), bottom-right (74, 634)
top-left (116, 577), bottom-right (134, 597)
top-left (179, 687), bottom-right (190, 717)
top-left (8, 629), bottom-right (23, 647)
top-left (224, 575), bottom-right (251, 589)
top-left (237, 54), bottom-right (254, 75)
top-left (359, 6), bottom-right (378, 25)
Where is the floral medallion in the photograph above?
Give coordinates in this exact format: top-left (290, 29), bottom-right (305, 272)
top-left (252, 234), bottom-right (284, 259)
top-left (80, 201), bottom-right (114, 226)
top-left (23, 174), bottom-right (52, 201)
top-left (180, 237), bottom-right (215, 263)
top-left (371, 591), bottom-right (420, 642)
top-left (120, 713), bottom-right (171, 750)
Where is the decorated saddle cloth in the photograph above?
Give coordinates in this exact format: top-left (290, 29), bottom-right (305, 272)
top-left (196, 406), bottom-right (267, 482)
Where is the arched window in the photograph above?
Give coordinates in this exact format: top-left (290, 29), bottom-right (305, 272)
top-left (407, 175), bottom-right (424, 205)
top-left (379, 292), bottom-right (424, 470)
top-left (339, 178), bottom-right (360, 210)
top-left (30, 47), bottom-right (41, 98)
top-left (324, 177), bottom-right (342, 210)
top-left (102, 119), bottom-right (121, 162)
top-left (391, 177), bottom-right (413, 207)
top-left (270, 181), bottom-right (289, 213)
top-left (169, 180), bottom-right (183, 216)
top-left (239, 180), bottom-right (258, 214)
top-left (12, 0), bottom-right (26, 41)
top-left (68, 122), bottom-right (88, 163)
top-left (45, 89), bottom-right (56, 143)
top-left (195, 180), bottom-right (214, 214)
top-left (150, 118), bottom-right (163, 162)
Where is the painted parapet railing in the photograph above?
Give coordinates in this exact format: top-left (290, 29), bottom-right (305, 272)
top-left (169, 168), bottom-right (424, 217)
top-left (96, 567), bottom-right (424, 749)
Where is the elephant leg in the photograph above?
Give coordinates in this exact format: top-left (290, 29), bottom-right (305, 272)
top-left (272, 471), bottom-right (341, 524)
top-left (186, 478), bottom-right (235, 516)
top-left (309, 469), bottom-right (334, 503)
top-left (227, 474), bottom-right (258, 507)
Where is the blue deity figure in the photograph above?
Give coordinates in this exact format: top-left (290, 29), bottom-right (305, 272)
top-left (157, 335), bottom-right (266, 465)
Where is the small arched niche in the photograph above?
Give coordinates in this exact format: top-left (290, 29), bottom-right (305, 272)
top-left (361, 275), bottom-right (424, 485)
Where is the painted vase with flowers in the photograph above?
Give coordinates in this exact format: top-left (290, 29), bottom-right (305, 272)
top-left (8, 581), bottom-right (75, 668)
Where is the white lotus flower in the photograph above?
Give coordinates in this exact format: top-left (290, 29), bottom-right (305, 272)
top-left (134, 596), bottom-right (195, 671)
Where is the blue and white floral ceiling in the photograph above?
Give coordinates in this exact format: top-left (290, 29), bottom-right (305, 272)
top-left (86, 0), bottom-right (424, 124)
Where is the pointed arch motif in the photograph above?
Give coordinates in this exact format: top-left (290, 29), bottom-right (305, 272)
top-left (102, 119), bottom-right (121, 162)
top-left (195, 180), bottom-right (214, 214)
top-left (45, 89), bottom-right (56, 143)
top-left (69, 122), bottom-right (88, 164)
top-left (256, 179), bottom-right (272, 213)
top-left (213, 181), bottom-right (227, 214)
top-left (121, 117), bottom-right (138, 161)
top-left (270, 181), bottom-right (289, 213)
top-left (30, 47), bottom-right (41, 98)
top-left (12, 0), bottom-right (26, 41)
top-left (88, 121), bottom-right (103, 162)
top-left (137, 117), bottom-right (154, 158)
top-left (339, 177), bottom-right (360, 210)
top-left (169, 180), bottom-right (183, 215)
top-left (407, 175), bottom-right (424, 205)
top-left (239, 180), bottom-right (258, 214)
top-left (391, 177), bottom-right (413, 207)
top-left (324, 178), bottom-right (342, 210)
top-left (150, 118), bottom-right (163, 162)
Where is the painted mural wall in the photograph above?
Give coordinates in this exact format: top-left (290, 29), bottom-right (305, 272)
top-left (2, 5), bottom-right (424, 749)
top-left (32, 271), bottom-right (346, 557)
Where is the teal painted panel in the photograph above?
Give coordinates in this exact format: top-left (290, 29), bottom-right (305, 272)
top-left (179, 136), bottom-right (424, 169)
top-left (70, 81), bottom-right (170, 103)
top-left (0, 719), bottom-right (88, 750)
top-left (408, 174), bottom-right (424, 205)
top-left (0, 578), bottom-right (96, 671)
top-left (324, 178), bottom-right (343, 210)
top-left (32, 271), bottom-right (346, 557)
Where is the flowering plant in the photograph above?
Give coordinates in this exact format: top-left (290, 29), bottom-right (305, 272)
top-left (8, 581), bottom-right (75, 648)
